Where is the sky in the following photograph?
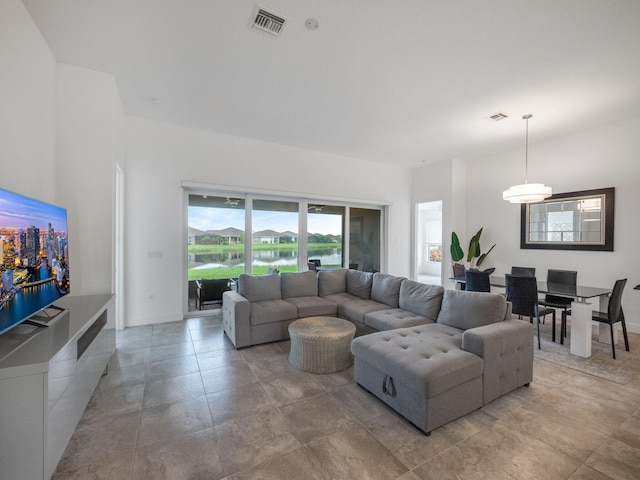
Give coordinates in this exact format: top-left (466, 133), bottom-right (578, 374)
top-left (188, 206), bottom-right (342, 235)
top-left (0, 189), bottom-right (67, 233)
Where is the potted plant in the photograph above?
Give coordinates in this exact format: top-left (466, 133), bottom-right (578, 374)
top-left (450, 228), bottom-right (496, 275)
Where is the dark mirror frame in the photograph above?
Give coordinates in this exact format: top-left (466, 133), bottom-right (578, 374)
top-left (520, 187), bottom-right (614, 251)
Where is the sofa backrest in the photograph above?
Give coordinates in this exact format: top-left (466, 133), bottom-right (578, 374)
top-left (437, 290), bottom-right (508, 330)
top-left (399, 280), bottom-right (444, 320)
top-left (371, 273), bottom-right (405, 307)
top-left (281, 270), bottom-right (318, 299)
top-left (318, 268), bottom-right (348, 297)
top-left (238, 273), bottom-right (282, 302)
top-left (346, 269), bottom-right (374, 299)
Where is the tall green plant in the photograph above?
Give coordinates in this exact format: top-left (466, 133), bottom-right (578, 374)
top-left (450, 228), bottom-right (496, 272)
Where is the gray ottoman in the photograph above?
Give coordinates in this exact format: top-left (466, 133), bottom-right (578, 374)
top-left (288, 316), bottom-right (356, 373)
top-left (351, 323), bottom-right (483, 435)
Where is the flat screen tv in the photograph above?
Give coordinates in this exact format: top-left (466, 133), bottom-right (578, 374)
top-left (0, 188), bottom-right (70, 335)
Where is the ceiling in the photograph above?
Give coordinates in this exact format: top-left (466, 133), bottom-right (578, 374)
top-left (21, 0), bottom-right (640, 168)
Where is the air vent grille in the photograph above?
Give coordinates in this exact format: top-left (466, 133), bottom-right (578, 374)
top-left (253, 8), bottom-right (286, 35)
top-left (487, 112), bottom-right (509, 121)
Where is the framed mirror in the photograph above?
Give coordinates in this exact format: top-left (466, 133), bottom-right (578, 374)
top-left (520, 187), bottom-right (614, 251)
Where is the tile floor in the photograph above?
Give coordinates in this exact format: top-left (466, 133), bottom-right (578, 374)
top-left (53, 313), bottom-right (640, 480)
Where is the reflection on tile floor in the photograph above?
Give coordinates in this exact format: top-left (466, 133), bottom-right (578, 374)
top-left (53, 313), bottom-right (640, 480)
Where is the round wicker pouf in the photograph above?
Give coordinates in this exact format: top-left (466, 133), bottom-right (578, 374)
top-left (288, 316), bottom-right (356, 373)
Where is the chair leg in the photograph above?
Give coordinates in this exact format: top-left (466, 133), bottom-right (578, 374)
top-left (552, 312), bottom-right (556, 343)
top-left (621, 319), bottom-right (630, 352)
top-left (536, 316), bottom-right (541, 350)
top-left (609, 323), bottom-right (616, 359)
top-left (560, 310), bottom-right (566, 345)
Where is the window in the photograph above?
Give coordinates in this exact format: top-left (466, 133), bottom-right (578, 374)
top-left (428, 244), bottom-right (442, 262)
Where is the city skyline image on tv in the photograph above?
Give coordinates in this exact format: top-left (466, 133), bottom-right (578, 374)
top-left (0, 188), bottom-right (70, 335)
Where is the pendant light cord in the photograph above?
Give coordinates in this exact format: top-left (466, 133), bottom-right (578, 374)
top-left (523, 114), bottom-right (532, 185)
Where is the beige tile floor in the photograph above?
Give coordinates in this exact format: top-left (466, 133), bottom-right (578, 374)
top-left (53, 313), bottom-right (640, 480)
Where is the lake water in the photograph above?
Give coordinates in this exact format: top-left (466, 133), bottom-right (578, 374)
top-left (190, 247), bottom-right (342, 270)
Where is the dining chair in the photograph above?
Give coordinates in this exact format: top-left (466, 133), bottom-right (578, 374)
top-left (591, 278), bottom-right (629, 359)
top-left (505, 274), bottom-right (556, 350)
top-left (307, 262), bottom-right (318, 272)
top-left (308, 259), bottom-right (321, 267)
top-left (452, 264), bottom-right (466, 290)
top-left (539, 269), bottom-right (577, 343)
top-left (196, 278), bottom-right (231, 310)
top-left (464, 270), bottom-right (490, 292)
top-left (511, 266), bottom-right (536, 277)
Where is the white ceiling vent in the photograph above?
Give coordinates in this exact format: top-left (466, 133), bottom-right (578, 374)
top-left (252, 7), bottom-right (286, 35)
top-left (486, 112), bottom-right (509, 122)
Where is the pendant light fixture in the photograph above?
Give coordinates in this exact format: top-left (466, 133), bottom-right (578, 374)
top-left (502, 114), bottom-right (552, 203)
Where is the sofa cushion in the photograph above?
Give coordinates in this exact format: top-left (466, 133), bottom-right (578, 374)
top-left (341, 299), bottom-right (391, 323)
top-left (281, 271), bottom-right (318, 299)
top-left (364, 308), bottom-right (434, 331)
top-left (318, 269), bottom-right (347, 297)
top-left (371, 273), bottom-right (404, 308)
top-left (437, 290), bottom-right (507, 331)
top-left (238, 274), bottom-right (281, 303)
top-left (322, 292), bottom-right (360, 308)
top-left (249, 299), bottom-right (298, 326)
top-left (351, 323), bottom-right (483, 398)
top-left (347, 270), bottom-right (373, 299)
top-left (399, 281), bottom-right (444, 320)
top-left (284, 296), bottom-right (338, 318)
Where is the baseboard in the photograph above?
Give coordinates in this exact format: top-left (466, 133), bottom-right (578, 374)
top-left (126, 312), bottom-right (183, 327)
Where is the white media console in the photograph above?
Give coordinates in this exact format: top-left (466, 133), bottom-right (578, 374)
top-left (0, 294), bottom-right (115, 480)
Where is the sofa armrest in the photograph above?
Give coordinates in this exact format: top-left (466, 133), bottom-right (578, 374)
top-left (462, 319), bottom-right (533, 404)
top-left (222, 291), bottom-right (251, 348)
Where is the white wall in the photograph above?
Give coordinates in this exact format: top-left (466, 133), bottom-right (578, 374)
top-left (56, 64), bottom-right (125, 296)
top-left (412, 158), bottom-right (466, 286)
top-left (417, 116), bottom-right (640, 331)
top-left (0, 0), bottom-right (124, 302)
top-left (0, 0), bottom-right (56, 200)
top-left (124, 117), bottom-right (412, 326)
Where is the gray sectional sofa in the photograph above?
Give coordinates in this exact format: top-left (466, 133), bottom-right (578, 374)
top-left (222, 269), bottom-right (443, 348)
top-left (351, 289), bottom-right (533, 435)
top-left (222, 268), bottom-right (534, 435)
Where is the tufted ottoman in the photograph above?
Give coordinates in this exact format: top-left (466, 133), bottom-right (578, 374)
top-left (351, 323), bottom-right (484, 435)
top-left (288, 316), bottom-right (356, 373)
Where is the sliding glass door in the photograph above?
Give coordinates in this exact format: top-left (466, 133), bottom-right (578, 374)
top-left (349, 207), bottom-right (381, 273)
top-left (186, 191), bottom-right (384, 312)
top-left (187, 195), bottom-right (246, 281)
top-left (307, 204), bottom-right (344, 268)
top-left (251, 199), bottom-right (299, 274)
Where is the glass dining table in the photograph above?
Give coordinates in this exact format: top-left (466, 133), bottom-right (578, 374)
top-left (454, 275), bottom-right (613, 358)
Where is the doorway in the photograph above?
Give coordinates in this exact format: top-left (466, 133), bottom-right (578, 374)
top-left (416, 201), bottom-right (442, 285)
